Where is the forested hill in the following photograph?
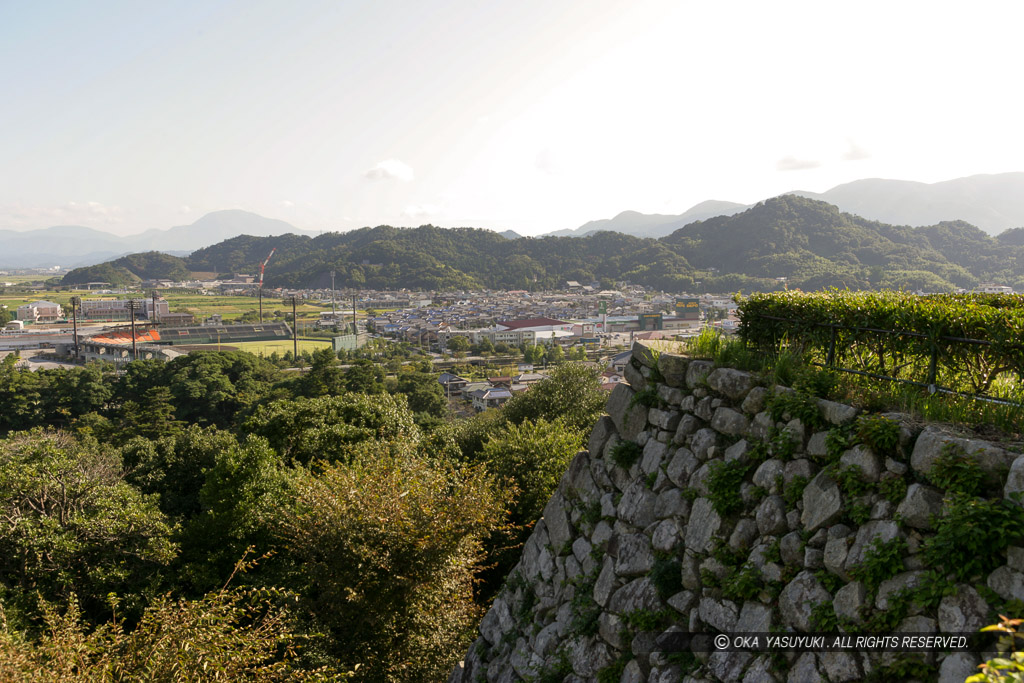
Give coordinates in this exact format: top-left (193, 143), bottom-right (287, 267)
top-left (63, 196), bottom-right (1024, 292)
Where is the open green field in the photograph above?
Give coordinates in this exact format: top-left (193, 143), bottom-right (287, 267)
top-left (197, 339), bottom-right (334, 357)
top-left (1, 287), bottom-right (368, 326)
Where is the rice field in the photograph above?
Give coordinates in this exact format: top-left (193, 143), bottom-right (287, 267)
top-left (1, 286), bottom-right (363, 326)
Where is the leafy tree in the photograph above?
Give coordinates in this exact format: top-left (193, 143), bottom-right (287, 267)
top-left (296, 347), bottom-right (346, 397)
top-left (479, 418), bottom-right (583, 528)
top-left (243, 393), bottom-right (419, 466)
top-left (470, 337), bottom-right (495, 356)
top-left (546, 344), bottom-right (564, 364)
top-left (502, 362), bottom-right (606, 432)
top-left (392, 370), bottom-right (446, 421)
top-left (445, 336), bottom-right (470, 353)
top-left (278, 440), bottom-right (506, 681)
top-left (120, 425), bottom-right (239, 520)
top-left (340, 359), bottom-right (385, 395)
top-left (0, 355), bottom-right (47, 433)
top-left (0, 581), bottom-right (341, 681)
top-left (181, 436), bottom-right (294, 591)
top-left (161, 352), bottom-right (282, 428)
top-left (115, 385), bottom-right (184, 442)
top-left (0, 431), bottom-right (177, 621)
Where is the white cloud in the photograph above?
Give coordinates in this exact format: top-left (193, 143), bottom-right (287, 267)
top-left (0, 201), bottom-right (124, 230)
top-left (843, 139), bottom-right (871, 161)
top-left (279, 200), bottom-right (295, 208)
top-left (402, 204), bottom-right (440, 220)
top-left (179, 205), bottom-right (192, 214)
top-left (364, 159), bottom-right (415, 182)
top-left (776, 156), bottom-right (821, 172)
top-left (535, 147), bottom-right (558, 174)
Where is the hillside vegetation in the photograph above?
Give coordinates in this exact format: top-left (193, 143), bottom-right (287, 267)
top-left (61, 251), bottom-right (192, 286)
top-left (62, 196), bottom-right (1024, 292)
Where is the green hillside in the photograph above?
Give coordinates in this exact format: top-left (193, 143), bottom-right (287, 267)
top-left (61, 251), bottom-right (192, 286)
top-left (64, 197), bottom-right (1024, 292)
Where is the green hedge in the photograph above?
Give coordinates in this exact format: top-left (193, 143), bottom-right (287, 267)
top-left (738, 291), bottom-right (1024, 394)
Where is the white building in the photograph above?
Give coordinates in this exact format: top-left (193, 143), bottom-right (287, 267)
top-left (974, 283), bottom-right (1014, 294)
top-left (16, 300), bottom-right (62, 322)
top-left (79, 298), bottom-right (170, 320)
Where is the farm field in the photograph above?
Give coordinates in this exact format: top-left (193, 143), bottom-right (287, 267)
top-left (1, 287), bottom-right (365, 326)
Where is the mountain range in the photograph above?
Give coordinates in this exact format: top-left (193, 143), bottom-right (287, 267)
top-left (58, 195), bottom-right (1024, 294)
top-left (546, 173), bottom-right (1024, 240)
top-left (5, 173), bottom-right (1024, 269)
top-left (0, 210), bottom-right (315, 269)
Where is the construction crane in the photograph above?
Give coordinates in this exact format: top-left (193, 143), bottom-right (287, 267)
top-left (258, 248), bottom-right (276, 323)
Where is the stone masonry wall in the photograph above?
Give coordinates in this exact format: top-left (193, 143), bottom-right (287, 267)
top-left (450, 342), bottom-right (1024, 683)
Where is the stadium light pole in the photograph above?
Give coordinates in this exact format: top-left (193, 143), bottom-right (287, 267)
top-left (291, 296), bottom-right (298, 361)
top-left (70, 296), bottom-right (81, 361)
top-left (126, 299), bottom-right (139, 361)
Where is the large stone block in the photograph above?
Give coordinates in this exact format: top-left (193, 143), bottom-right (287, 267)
top-left (839, 446), bottom-right (882, 482)
top-left (617, 479), bottom-right (656, 528)
top-left (938, 585), bottom-right (989, 632)
top-left (895, 483), bottom-right (944, 530)
top-left (843, 520), bottom-right (901, 575)
top-left (613, 533), bottom-right (655, 576)
top-left (833, 581), bottom-right (867, 624)
top-left (987, 566), bottom-right (1024, 602)
top-left (816, 398), bottom-right (858, 426)
top-left (698, 596), bottom-right (739, 632)
top-left (1006, 455), bottom-right (1024, 500)
top-left (911, 426), bottom-right (1016, 488)
top-left (684, 497), bottom-right (722, 554)
top-left (659, 352), bottom-right (690, 388)
top-left (588, 416), bottom-right (616, 461)
top-left (543, 491), bottom-right (574, 550)
top-left (711, 407), bottom-right (750, 437)
top-left (606, 383), bottom-right (648, 442)
top-left (649, 407), bottom-right (681, 432)
top-left (686, 360), bottom-right (714, 390)
top-left (779, 571), bottom-right (832, 632)
top-left (706, 367), bottom-right (756, 400)
top-left (801, 471), bottom-right (844, 532)
top-left (690, 427), bottom-right (720, 460)
top-left (607, 577), bottom-right (663, 615)
top-left (640, 438), bottom-right (670, 475)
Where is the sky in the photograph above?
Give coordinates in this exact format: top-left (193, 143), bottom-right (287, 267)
top-left (2, 0), bottom-right (1024, 237)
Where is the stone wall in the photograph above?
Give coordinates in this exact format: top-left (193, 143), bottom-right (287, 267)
top-left (450, 342), bottom-right (1024, 683)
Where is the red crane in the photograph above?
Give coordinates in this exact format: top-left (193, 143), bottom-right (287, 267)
top-left (258, 248), bottom-right (276, 323)
top-left (259, 248), bottom-right (276, 288)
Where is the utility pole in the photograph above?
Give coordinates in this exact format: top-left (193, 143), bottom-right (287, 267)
top-left (126, 299), bottom-right (139, 361)
top-left (151, 290), bottom-right (159, 324)
top-left (331, 270), bottom-right (336, 323)
top-left (352, 295), bottom-right (357, 335)
top-left (70, 296), bottom-right (80, 361)
top-left (291, 296), bottom-right (298, 361)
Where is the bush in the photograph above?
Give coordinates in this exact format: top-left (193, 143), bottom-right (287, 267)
top-left (278, 441), bottom-right (507, 681)
top-left (480, 418), bottom-right (584, 527)
top-left (923, 494), bottom-right (1024, 581)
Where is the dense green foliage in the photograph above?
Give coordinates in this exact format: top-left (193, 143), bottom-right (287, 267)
top-left (61, 251), bottom-right (192, 286)
top-left (739, 290), bottom-right (1024, 395)
top-left (62, 195), bottom-right (1024, 291)
top-left (0, 353), bottom-right (607, 680)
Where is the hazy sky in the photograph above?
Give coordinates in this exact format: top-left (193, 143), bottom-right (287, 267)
top-left (2, 0), bottom-right (1023, 236)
